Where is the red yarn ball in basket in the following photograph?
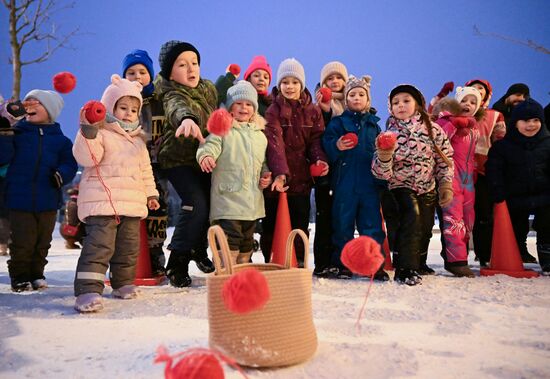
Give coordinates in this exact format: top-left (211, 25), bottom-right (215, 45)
top-left (207, 108), bottom-right (233, 137)
top-left (222, 268), bottom-right (270, 314)
top-left (341, 236), bottom-right (384, 276)
top-left (376, 131), bottom-right (397, 150)
top-left (53, 71), bottom-right (77, 94)
top-left (83, 100), bottom-right (106, 124)
top-left (319, 87), bottom-right (332, 103)
top-left (342, 132), bottom-right (358, 148)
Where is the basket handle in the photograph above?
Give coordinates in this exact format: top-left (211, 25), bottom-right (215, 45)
top-left (207, 225), bottom-right (234, 275)
top-left (284, 229), bottom-right (309, 269)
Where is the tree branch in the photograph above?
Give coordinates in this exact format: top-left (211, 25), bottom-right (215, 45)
top-left (473, 25), bottom-right (550, 55)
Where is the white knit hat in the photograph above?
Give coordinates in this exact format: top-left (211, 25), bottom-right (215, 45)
top-left (276, 58), bottom-right (306, 91)
top-left (226, 80), bottom-right (258, 112)
top-left (100, 74), bottom-right (143, 115)
top-left (320, 61), bottom-right (348, 87)
top-left (24, 90), bottom-right (64, 122)
top-left (455, 86), bottom-right (482, 115)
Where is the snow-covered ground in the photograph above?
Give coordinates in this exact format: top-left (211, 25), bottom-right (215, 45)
top-left (1, 225), bottom-right (549, 379)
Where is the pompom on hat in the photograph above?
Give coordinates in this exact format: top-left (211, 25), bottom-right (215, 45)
top-left (24, 90), bottom-right (64, 122)
top-left (158, 40), bottom-right (200, 79)
top-left (226, 80), bottom-right (258, 113)
top-left (455, 86), bottom-right (482, 115)
top-left (100, 74), bottom-right (143, 115)
top-left (243, 55), bottom-right (272, 84)
top-left (320, 61), bottom-right (348, 87)
top-left (276, 58), bottom-right (306, 91)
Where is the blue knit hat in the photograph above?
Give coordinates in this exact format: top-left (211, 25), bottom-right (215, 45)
top-left (226, 80), bottom-right (258, 112)
top-left (122, 49), bottom-right (155, 97)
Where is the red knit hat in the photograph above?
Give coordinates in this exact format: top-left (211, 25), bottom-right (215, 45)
top-left (243, 55), bottom-right (272, 85)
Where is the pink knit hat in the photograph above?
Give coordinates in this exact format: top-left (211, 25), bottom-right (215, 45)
top-left (100, 74), bottom-right (143, 115)
top-left (243, 55), bottom-right (272, 85)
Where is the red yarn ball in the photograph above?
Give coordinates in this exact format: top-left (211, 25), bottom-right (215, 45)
top-left (207, 108), bottom-right (233, 137)
top-left (83, 100), bottom-right (106, 124)
top-left (53, 71), bottom-right (77, 94)
top-left (228, 64), bottom-right (241, 76)
top-left (319, 87), bottom-right (332, 103)
top-left (342, 132), bottom-right (358, 148)
top-left (222, 268), bottom-right (270, 314)
top-left (341, 236), bottom-right (384, 276)
top-left (170, 352), bottom-right (224, 379)
top-left (377, 131), bottom-right (397, 150)
top-left (309, 163), bottom-right (325, 177)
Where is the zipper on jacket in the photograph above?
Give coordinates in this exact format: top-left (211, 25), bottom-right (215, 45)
top-left (32, 128), bottom-right (44, 210)
top-left (463, 129), bottom-right (474, 185)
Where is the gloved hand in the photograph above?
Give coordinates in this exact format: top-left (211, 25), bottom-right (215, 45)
top-left (78, 108), bottom-right (101, 139)
top-left (375, 136), bottom-right (397, 162)
top-left (436, 82), bottom-right (454, 98)
top-left (6, 100), bottom-right (26, 118)
top-left (50, 171), bottom-right (63, 189)
top-left (438, 181), bottom-right (453, 208)
top-left (227, 64), bottom-right (241, 78)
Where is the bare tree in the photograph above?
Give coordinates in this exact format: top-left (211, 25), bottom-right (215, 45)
top-left (473, 25), bottom-right (550, 55)
top-left (2, 0), bottom-right (79, 99)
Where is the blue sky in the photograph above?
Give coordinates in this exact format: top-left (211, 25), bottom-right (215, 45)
top-left (1, 0), bottom-right (549, 139)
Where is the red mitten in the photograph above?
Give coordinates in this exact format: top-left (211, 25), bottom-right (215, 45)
top-left (310, 163), bottom-right (325, 177)
top-left (319, 87), bottom-right (332, 103)
top-left (53, 72), bottom-right (77, 94)
top-left (436, 81), bottom-right (454, 98)
top-left (228, 64), bottom-right (241, 77)
top-left (376, 131), bottom-right (397, 150)
top-left (83, 101), bottom-right (106, 124)
top-left (450, 116), bottom-right (470, 129)
top-left (207, 108), bottom-right (233, 137)
top-left (342, 132), bottom-right (358, 148)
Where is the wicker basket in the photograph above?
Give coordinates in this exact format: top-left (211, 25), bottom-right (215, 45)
top-left (207, 225), bottom-right (317, 368)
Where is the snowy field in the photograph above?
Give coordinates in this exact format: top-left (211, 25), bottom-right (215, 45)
top-left (1, 225), bottom-right (549, 379)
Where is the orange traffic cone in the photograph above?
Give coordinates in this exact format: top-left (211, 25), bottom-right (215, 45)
top-left (134, 219), bottom-right (166, 285)
top-left (380, 211), bottom-right (393, 270)
top-left (480, 201), bottom-right (539, 278)
top-left (270, 192), bottom-right (297, 267)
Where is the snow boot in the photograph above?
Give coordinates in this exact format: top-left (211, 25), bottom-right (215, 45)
top-left (74, 293), bottom-right (104, 313)
top-left (166, 252), bottom-right (192, 288)
top-left (11, 278), bottom-right (32, 292)
top-left (112, 284), bottom-right (139, 299)
top-left (444, 263), bottom-right (475, 278)
top-left (521, 251), bottom-right (537, 264)
top-left (537, 244), bottom-right (550, 276)
top-left (191, 249), bottom-right (215, 273)
top-left (394, 268), bottom-right (422, 286)
top-left (313, 266), bottom-right (331, 278)
top-left (31, 278), bottom-right (48, 290)
top-left (417, 263), bottom-right (435, 275)
top-left (237, 251), bottom-right (252, 264)
top-left (373, 268), bottom-right (390, 282)
top-left (149, 246), bottom-right (166, 277)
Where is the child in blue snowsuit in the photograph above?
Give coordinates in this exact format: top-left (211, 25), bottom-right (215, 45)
top-left (322, 76), bottom-right (388, 280)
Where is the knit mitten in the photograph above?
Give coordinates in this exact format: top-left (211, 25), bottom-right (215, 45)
top-left (438, 181), bottom-right (454, 208)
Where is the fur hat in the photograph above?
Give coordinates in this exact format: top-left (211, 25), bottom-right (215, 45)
top-left (100, 74), bottom-right (143, 115)
top-left (320, 61), bottom-right (348, 87)
top-left (389, 84), bottom-right (426, 109)
top-left (455, 86), bottom-right (482, 115)
top-left (122, 49), bottom-right (154, 79)
top-left (344, 75), bottom-right (372, 110)
top-left (276, 58), bottom-right (306, 91)
top-left (243, 55), bottom-right (272, 84)
top-left (465, 78), bottom-right (493, 107)
top-left (226, 80), bottom-right (258, 113)
top-left (509, 98), bottom-right (545, 127)
top-left (158, 40), bottom-right (200, 79)
top-left (24, 89), bottom-right (64, 122)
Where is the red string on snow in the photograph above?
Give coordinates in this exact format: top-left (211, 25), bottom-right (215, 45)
top-left (309, 162), bottom-right (325, 177)
top-left (207, 108), bottom-right (233, 137)
top-left (376, 131), bottom-right (397, 150)
top-left (53, 71), bottom-right (77, 94)
top-left (222, 268), bottom-right (270, 314)
top-left (228, 64), bottom-right (241, 76)
top-left (154, 345), bottom-right (249, 379)
top-left (319, 87), bottom-right (332, 103)
top-left (83, 100), bottom-right (106, 124)
top-left (341, 236), bottom-right (385, 332)
top-left (342, 132), bottom-right (358, 148)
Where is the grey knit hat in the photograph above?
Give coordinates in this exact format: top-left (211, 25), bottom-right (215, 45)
top-left (158, 40), bottom-right (200, 79)
top-left (344, 75), bottom-right (372, 110)
top-left (24, 89), bottom-right (64, 122)
top-left (276, 58), bottom-right (306, 91)
top-left (226, 80), bottom-right (258, 112)
top-left (320, 61), bottom-right (348, 87)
